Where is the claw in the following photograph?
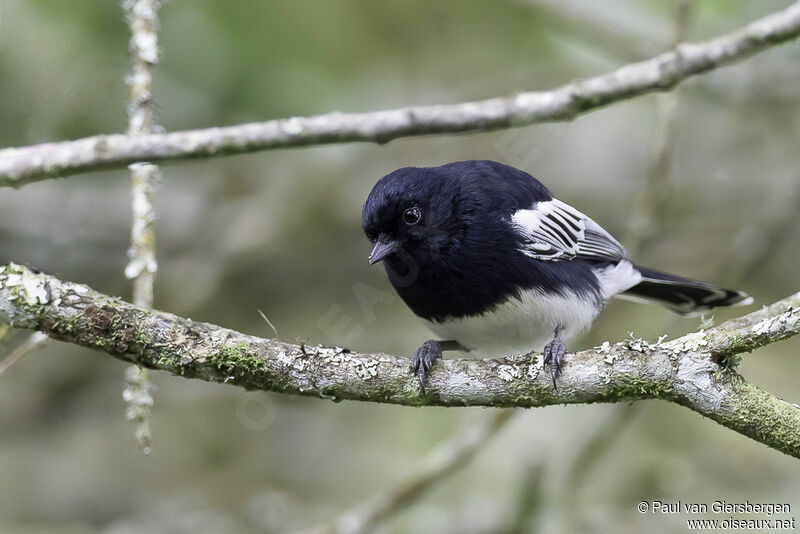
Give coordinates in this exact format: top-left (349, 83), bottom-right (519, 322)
top-left (543, 327), bottom-right (567, 389)
top-left (412, 340), bottom-right (442, 393)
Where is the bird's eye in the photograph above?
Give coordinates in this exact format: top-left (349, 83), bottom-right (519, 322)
top-left (402, 207), bottom-right (422, 226)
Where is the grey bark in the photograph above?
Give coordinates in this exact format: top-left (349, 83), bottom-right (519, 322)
top-left (1, 263), bottom-right (799, 457)
top-left (1, 1), bottom-right (800, 187)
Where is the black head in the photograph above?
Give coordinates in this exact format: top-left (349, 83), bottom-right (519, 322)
top-left (362, 160), bottom-right (553, 264)
top-left (362, 165), bottom-right (458, 268)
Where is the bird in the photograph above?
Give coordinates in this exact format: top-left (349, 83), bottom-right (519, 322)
top-left (361, 160), bottom-right (752, 390)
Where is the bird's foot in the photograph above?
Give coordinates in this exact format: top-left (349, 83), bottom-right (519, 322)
top-left (543, 329), bottom-right (566, 388)
top-left (412, 340), bottom-right (442, 393)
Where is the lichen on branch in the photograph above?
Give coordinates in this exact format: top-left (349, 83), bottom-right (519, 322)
top-left (1, 262), bottom-right (799, 457)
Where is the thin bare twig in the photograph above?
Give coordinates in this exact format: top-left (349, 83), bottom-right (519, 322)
top-left (566, 403), bottom-right (640, 492)
top-left (520, 0), bottom-right (662, 62)
top-left (624, 0), bottom-right (691, 256)
top-left (122, 0), bottom-right (162, 456)
top-left (500, 461), bottom-right (546, 534)
top-left (0, 331), bottom-right (48, 377)
top-left (0, 323), bottom-right (12, 345)
top-left (722, 180), bottom-right (800, 284)
top-left (1, 1), bottom-right (800, 186)
top-left (299, 410), bottom-right (515, 534)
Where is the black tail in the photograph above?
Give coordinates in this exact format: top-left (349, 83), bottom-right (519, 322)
top-left (621, 266), bottom-right (753, 315)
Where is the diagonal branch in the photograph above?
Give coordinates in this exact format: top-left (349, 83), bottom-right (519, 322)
top-left (2, 1), bottom-right (800, 187)
top-left (298, 410), bottom-right (515, 534)
top-left (1, 262), bottom-right (799, 457)
top-left (0, 331), bottom-right (48, 377)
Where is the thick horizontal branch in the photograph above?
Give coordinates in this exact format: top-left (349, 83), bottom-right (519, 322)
top-left (1, 262), bottom-right (799, 456)
top-left (2, 1), bottom-right (800, 187)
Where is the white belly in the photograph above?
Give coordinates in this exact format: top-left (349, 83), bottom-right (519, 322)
top-left (420, 287), bottom-right (602, 357)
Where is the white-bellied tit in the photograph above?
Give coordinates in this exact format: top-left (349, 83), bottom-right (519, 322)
top-left (362, 160), bottom-right (752, 390)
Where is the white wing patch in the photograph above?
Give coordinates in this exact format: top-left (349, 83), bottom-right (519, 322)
top-left (510, 199), bottom-right (627, 262)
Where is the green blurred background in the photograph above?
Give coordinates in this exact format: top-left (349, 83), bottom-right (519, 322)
top-left (1, 1), bottom-right (799, 533)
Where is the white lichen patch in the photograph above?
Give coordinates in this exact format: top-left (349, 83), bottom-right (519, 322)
top-left (497, 364), bottom-right (521, 382)
top-left (282, 116), bottom-right (305, 136)
top-left (317, 346), bottom-right (348, 364)
top-left (615, 333), bottom-right (668, 358)
top-left (124, 254), bottom-right (158, 280)
top-left (626, 338), bottom-right (644, 352)
top-left (276, 348), bottom-right (308, 372)
top-left (698, 313), bottom-right (715, 329)
top-left (2, 265), bottom-right (51, 306)
top-left (2, 274), bottom-right (19, 290)
top-left (291, 357), bottom-right (308, 372)
top-left (313, 345), bottom-right (378, 378)
top-left (353, 358), bottom-right (379, 379)
top-left (752, 307), bottom-right (798, 336)
top-left (276, 348), bottom-right (292, 366)
top-left (70, 284), bottom-right (88, 295)
top-left (663, 331), bottom-right (708, 355)
top-left (752, 318), bottom-right (772, 335)
top-left (597, 341), bottom-right (618, 364)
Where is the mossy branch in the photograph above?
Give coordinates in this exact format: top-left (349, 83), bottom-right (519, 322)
top-left (1, 262), bottom-right (799, 457)
top-left (2, 1), bottom-right (800, 187)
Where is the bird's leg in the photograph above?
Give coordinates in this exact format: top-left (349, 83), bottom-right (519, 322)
top-left (412, 340), bottom-right (462, 392)
top-left (543, 326), bottom-right (566, 388)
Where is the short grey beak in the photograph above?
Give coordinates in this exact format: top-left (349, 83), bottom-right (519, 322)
top-left (369, 238), bottom-right (400, 265)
